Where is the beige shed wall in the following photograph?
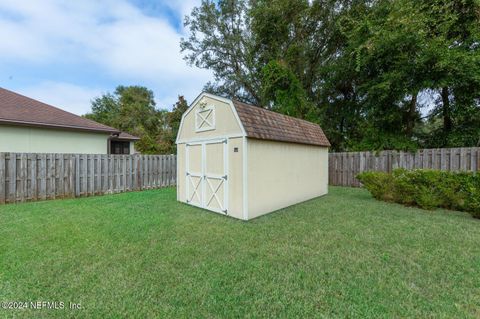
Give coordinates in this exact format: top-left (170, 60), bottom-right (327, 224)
top-left (0, 125), bottom-right (109, 154)
top-left (247, 139), bottom-right (328, 219)
top-left (177, 143), bottom-right (186, 202)
top-left (226, 137), bottom-right (244, 219)
top-left (176, 96), bottom-right (243, 142)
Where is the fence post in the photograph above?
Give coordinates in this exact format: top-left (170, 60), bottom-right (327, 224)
top-left (0, 153), bottom-right (5, 204)
top-left (477, 148), bottom-right (480, 172)
top-left (9, 153), bottom-right (16, 203)
top-left (19, 153), bottom-right (27, 202)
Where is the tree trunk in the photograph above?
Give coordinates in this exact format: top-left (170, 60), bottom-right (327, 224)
top-left (441, 87), bottom-right (452, 134)
top-left (405, 91), bottom-right (418, 136)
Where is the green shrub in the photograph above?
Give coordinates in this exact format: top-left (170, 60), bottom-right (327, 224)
top-left (461, 174), bottom-right (480, 218)
top-left (357, 169), bottom-right (480, 219)
top-left (393, 169), bottom-right (444, 209)
top-left (435, 171), bottom-right (466, 210)
top-left (356, 171), bottom-right (395, 201)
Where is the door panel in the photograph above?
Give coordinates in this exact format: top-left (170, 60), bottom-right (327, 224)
top-left (186, 144), bottom-right (203, 207)
top-left (204, 177), bottom-right (225, 212)
top-left (205, 142), bottom-right (224, 176)
top-left (185, 140), bottom-right (228, 214)
top-left (187, 144), bottom-right (202, 174)
top-left (204, 141), bottom-right (227, 213)
top-left (187, 174), bottom-right (202, 207)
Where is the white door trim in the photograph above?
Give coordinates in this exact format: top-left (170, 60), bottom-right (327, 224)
top-left (185, 138), bottom-right (229, 215)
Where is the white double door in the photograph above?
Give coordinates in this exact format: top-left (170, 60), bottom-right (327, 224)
top-left (186, 139), bottom-right (228, 214)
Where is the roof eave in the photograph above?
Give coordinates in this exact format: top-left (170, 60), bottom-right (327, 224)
top-left (110, 136), bottom-right (141, 141)
top-left (0, 119), bottom-right (119, 134)
top-left (246, 136), bottom-right (330, 147)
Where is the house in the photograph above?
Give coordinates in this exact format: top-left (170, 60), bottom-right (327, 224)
top-left (0, 87), bottom-right (139, 154)
top-left (176, 92), bottom-right (330, 220)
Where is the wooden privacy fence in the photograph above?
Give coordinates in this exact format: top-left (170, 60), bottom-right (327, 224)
top-left (0, 153), bottom-right (177, 204)
top-left (329, 147), bottom-right (480, 187)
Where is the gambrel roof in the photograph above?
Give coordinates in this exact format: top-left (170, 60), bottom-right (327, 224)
top-left (233, 100), bottom-right (330, 147)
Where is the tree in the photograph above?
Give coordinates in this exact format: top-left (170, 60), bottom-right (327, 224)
top-left (88, 93), bottom-right (119, 126)
top-left (181, 0), bottom-right (261, 103)
top-left (85, 86), bottom-right (163, 154)
top-left (334, 0), bottom-right (428, 149)
top-left (182, 0), bottom-right (480, 151)
top-left (156, 96), bottom-right (189, 154)
top-left (418, 0), bottom-right (480, 146)
top-left (181, 0), bottom-right (347, 137)
top-left (261, 60), bottom-right (314, 119)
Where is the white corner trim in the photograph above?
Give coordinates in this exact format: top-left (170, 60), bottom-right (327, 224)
top-left (224, 138), bottom-right (229, 214)
top-left (242, 136), bottom-right (248, 221)
top-left (177, 146), bottom-right (181, 201)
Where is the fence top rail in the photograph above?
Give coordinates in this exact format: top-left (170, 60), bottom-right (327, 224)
top-left (329, 147), bottom-right (480, 156)
top-left (0, 152), bottom-right (175, 157)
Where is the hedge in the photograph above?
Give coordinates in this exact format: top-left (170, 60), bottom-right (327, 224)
top-left (357, 169), bottom-right (480, 218)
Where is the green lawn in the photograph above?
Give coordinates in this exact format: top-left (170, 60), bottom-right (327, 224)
top-left (0, 187), bottom-right (479, 318)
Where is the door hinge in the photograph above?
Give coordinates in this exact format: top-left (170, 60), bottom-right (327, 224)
top-left (222, 175), bottom-right (227, 180)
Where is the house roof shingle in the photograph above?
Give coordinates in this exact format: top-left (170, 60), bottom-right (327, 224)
top-left (113, 132), bottom-right (141, 141)
top-left (232, 100), bottom-right (330, 147)
top-left (0, 87), bottom-right (119, 133)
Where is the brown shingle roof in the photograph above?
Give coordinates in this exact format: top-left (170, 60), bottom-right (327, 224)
top-left (233, 100), bottom-right (330, 147)
top-left (112, 132), bottom-right (141, 141)
top-left (0, 87), bottom-right (119, 133)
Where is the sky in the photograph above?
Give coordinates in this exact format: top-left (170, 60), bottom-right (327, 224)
top-left (0, 0), bottom-right (212, 115)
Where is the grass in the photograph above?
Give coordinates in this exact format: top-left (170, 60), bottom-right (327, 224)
top-left (0, 187), bottom-right (479, 318)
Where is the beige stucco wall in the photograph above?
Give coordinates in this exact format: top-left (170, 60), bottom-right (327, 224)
top-left (247, 139), bottom-right (328, 219)
top-left (176, 95), bottom-right (243, 142)
top-left (0, 125), bottom-right (110, 154)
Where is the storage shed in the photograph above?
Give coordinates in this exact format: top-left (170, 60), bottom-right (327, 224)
top-left (176, 92), bottom-right (330, 220)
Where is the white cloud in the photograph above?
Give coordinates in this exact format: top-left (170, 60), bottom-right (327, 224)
top-left (165, 0), bottom-right (200, 26)
top-left (17, 82), bottom-right (104, 115)
top-left (0, 0), bottom-right (211, 113)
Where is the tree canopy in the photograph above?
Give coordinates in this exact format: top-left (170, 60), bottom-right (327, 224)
top-left (181, 0), bottom-right (480, 151)
top-left (85, 86), bottom-right (187, 154)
